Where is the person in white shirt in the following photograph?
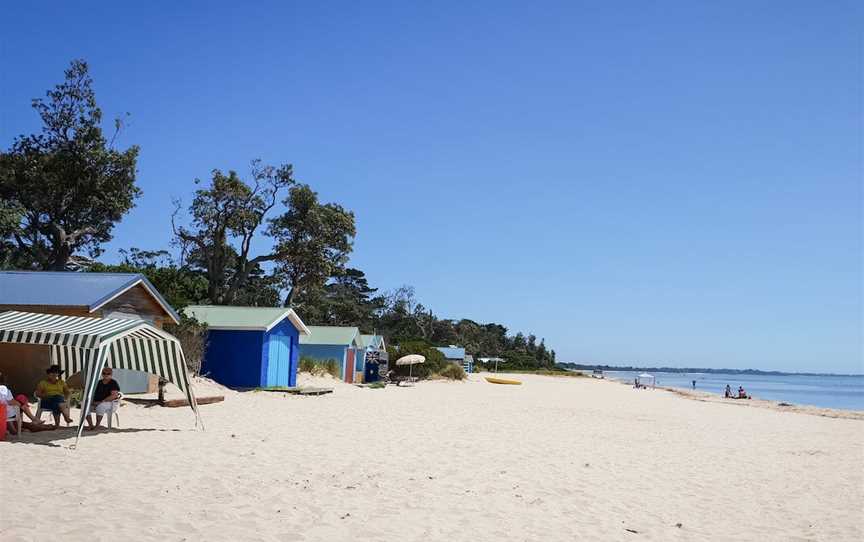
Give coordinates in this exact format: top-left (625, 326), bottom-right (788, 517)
top-left (0, 371), bottom-right (43, 433)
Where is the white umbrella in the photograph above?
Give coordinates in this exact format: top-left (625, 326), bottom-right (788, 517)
top-left (395, 354), bottom-right (425, 366)
top-left (395, 354), bottom-right (425, 382)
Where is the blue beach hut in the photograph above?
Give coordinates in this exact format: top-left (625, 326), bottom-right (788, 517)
top-left (298, 326), bottom-right (362, 383)
top-left (435, 345), bottom-right (471, 373)
top-left (183, 305), bottom-right (310, 388)
top-left (358, 334), bottom-right (388, 382)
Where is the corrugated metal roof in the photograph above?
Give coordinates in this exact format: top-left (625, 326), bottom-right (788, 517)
top-left (435, 346), bottom-right (466, 360)
top-left (183, 305), bottom-right (309, 334)
top-left (300, 325), bottom-right (360, 346)
top-left (0, 271), bottom-right (180, 323)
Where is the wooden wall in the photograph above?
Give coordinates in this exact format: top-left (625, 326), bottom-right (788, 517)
top-left (0, 343), bottom-right (51, 397)
top-left (97, 284), bottom-right (168, 328)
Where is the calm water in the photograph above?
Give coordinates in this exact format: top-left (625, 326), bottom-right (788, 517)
top-left (604, 371), bottom-right (864, 411)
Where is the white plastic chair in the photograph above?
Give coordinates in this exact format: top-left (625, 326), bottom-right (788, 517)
top-left (86, 393), bottom-right (122, 429)
top-left (34, 401), bottom-right (72, 426)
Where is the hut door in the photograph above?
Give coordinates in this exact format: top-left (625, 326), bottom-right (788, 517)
top-left (267, 335), bottom-right (291, 387)
top-left (345, 349), bottom-right (355, 383)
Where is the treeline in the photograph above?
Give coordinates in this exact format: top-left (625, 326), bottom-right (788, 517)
top-left (0, 59), bottom-right (556, 371)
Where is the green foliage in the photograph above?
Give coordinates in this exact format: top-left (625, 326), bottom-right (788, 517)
top-left (89, 248), bottom-right (208, 309)
top-left (270, 184), bottom-right (356, 306)
top-left (163, 314), bottom-right (208, 375)
top-left (173, 161), bottom-right (294, 305)
top-left (0, 59), bottom-right (141, 270)
top-left (293, 267), bottom-right (384, 331)
top-left (375, 287), bottom-right (556, 371)
top-left (386, 341), bottom-right (448, 379)
top-left (298, 356), bottom-right (340, 378)
top-left (435, 363), bottom-right (466, 380)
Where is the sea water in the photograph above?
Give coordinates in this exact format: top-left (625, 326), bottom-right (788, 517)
top-left (604, 371), bottom-right (864, 411)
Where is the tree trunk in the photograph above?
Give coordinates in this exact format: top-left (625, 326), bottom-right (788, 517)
top-left (283, 286), bottom-right (295, 307)
top-left (47, 225), bottom-right (71, 271)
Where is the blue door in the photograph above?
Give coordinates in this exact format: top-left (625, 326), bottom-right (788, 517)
top-left (267, 334), bottom-right (291, 386)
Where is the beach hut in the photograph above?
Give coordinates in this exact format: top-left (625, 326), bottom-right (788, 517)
top-left (358, 334), bottom-right (388, 383)
top-left (637, 373), bottom-right (656, 389)
top-left (0, 271), bottom-right (180, 394)
top-left (299, 326), bottom-right (362, 383)
top-left (463, 354), bottom-right (474, 374)
top-left (435, 346), bottom-right (467, 371)
top-left (183, 306), bottom-right (310, 388)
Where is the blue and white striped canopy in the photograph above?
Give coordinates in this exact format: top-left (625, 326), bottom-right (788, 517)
top-left (0, 310), bottom-right (200, 445)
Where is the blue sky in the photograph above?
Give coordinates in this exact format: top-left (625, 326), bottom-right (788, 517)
top-left (1, 1), bottom-right (861, 373)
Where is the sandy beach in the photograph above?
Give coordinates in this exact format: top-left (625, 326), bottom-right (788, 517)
top-left (2, 373), bottom-right (862, 541)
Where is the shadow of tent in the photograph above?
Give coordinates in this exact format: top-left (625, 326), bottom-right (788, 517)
top-left (6, 426), bottom-right (184, 447)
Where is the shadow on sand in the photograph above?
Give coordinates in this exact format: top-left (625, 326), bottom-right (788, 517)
top-left (4, 426), bottom-right (183, 448)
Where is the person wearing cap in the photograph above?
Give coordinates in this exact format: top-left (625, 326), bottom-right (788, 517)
top-left (86, 367), bottom-right (120, 429)
top-left (34, 365), bottom-right (72, 428)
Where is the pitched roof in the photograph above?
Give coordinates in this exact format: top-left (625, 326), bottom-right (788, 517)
top-left (0, 271), bottom-right (180, 324)
top-left (435, 346), bottom-right (466, 360)
top-left (359, 334), bottom-right (385, 349)
top-left (300, 325), bottom-right (360, 346)
top-left (183, 305), bottom-right (310, 334)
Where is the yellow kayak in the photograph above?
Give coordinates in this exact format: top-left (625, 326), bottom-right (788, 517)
top-left (485, 377), bottom-right (522, 385)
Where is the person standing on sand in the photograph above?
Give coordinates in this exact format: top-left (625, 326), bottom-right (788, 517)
top-left (724, 384), bottom-right (732, 398)
top-left (692, 380), bottom-right (696, 390)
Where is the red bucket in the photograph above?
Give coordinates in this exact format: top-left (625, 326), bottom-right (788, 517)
top-left (0, 402), bottom-right (7, 441)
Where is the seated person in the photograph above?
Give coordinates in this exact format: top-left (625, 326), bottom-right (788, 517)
top-left (0, 371), bottom-right (44, 433)
top-left (86, 367), bottom-right (120, 429)
top-left (35, 365), bottom-right (73, 428)
top-left (738, 386), bottom-right (748, 399)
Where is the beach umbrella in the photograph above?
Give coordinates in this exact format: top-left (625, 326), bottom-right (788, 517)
top-left (395, 354), bottom-right (425, 381)
top-left (395, 354), bottom-right (425, 366)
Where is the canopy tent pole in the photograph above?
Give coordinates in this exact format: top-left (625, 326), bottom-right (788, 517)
top-left (72, 345), bottom-right (109, 448)
top-left (178, 347), bottom-right (204, 430)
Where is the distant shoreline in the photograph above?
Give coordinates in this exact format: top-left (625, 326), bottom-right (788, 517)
top-left (588, 372), bottom-right (864, 419)
top-left (557, 363), bottom-right (862, 378)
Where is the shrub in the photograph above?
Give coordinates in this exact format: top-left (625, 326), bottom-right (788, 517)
top-left (436, 363), bottom-right (466, 380)
top-left (299, 356), bottom-right (341, 379)
top-left (299, 356), bottom-right (317, 374)
top-left (164, 314), bottom-right (208, 376)
top-left (386, 341), bottom-right (449, 379)
top-left (320, 359), bottom-right (340, 379)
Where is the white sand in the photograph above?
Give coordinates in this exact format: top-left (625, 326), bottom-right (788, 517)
top-left (2, 372), bottom-right (862, 541)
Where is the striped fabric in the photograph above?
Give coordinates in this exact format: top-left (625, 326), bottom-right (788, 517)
top-left (0, 310), bottom-right (200, 446)
top-left (0, 311), bottom-right (139, 348)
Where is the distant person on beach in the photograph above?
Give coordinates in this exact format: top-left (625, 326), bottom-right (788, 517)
top-left (692, 380), bottom-right (696, 390)
top-left (738, 386), bottom-right (748, 399)
top-left (724, 385), bottom-right (732, 398)
top-left (35, 364), bottom-right (72, 428)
